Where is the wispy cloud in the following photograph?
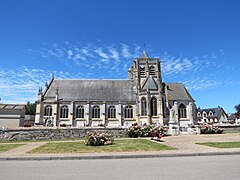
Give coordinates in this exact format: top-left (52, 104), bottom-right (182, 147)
top-left (121, 43), bottom-right (132, 59)
top-left (94, 48), bottom-right (110, 62)
top-left (0, 67), bottom-right (84, 104)
top-left (160, 50), bottom-right (234, 90)
top-left (1, 43), bottom-right (236, 104)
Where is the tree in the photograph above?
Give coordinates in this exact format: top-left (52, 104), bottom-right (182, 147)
top-left (25, 101), bottom-right (36, 115)
top-left (235, 104), bottom-right (240, 118)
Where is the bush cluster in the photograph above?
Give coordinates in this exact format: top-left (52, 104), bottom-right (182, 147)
top-left (85, 130), bottom-right (114, 146)
top-left (126, 123), bottom-right (142, 138)
top-left (126, 123), bottom-right (167, 139)
top-left (200, 124), bottom-right (224, 134)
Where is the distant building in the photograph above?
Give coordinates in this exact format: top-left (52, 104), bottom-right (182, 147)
top-left (228, 113), bottom-right (240, 124)
top-left (35, 51), bottom-right (197, 128)
top-left (0, 104), bottom-right (25, 128)
top-left (197, 107), bottom-right (228, 124)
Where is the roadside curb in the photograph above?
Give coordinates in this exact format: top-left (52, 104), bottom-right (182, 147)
top-left (1, 151), bottom-right (240, 161)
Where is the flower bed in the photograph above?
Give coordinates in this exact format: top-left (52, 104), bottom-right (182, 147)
top-left (85, 130), bottom-right (114, 146)
top-left (126, 123), bottom-right (142, 138)
top-left (126, 123), bottom-right (168, 140)
top-left (200, 124), bottom-right (224, 134)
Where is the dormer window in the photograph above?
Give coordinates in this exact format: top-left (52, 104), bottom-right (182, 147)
top-left (209, 111), bottom-right (213, 116)
top-left (140, 65), bottom-right (145, 75)
top-left (197, 112), bottom-right (201, 117)
top-left (203, 111), bottom-right (207, 117)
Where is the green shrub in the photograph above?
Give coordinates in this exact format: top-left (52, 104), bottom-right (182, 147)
top-left (85, 131), bottom-right (114, 146)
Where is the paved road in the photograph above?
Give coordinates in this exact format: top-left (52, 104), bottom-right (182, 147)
top-left (1, 155), bottom-right (240, 180)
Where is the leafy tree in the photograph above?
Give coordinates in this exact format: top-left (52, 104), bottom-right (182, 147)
top-left (235, 104), bottom-right (240, 118)
top-left (25, 101), bottom-right (36, 115)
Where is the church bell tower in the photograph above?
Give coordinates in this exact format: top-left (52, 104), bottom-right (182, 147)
top-left (128, 51), bottom-right (166, 125)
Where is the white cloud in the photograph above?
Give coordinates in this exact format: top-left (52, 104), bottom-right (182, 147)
top-left (121, 43), bottom-right (132, 59)
top-left (67, 50), bottom-right (73, 59)
top-left (108, 47), bottom-right (119, 61)
top-left (94, 48), bottom-right (110, 62)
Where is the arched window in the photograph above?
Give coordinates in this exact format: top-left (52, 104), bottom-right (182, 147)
top-left (178, 104), bottom-right (187, 119)
top-left (151, 97), bottom-right (157, 116)
top-left (149, 66), bottom-right (155, 75)
top-left (76, 105), bottom-right (84, 118)
top-left (141, 97), bottom-right (147, 116)
top-left (92, 106), bottom-right (100, 118)
top-left (44, 105), bottom-right (52, 116)
top-left (108, 106), bottom-right (116, 118)
top-left (60, 105), bottom-right (68, 118)
top-left (125, 105), bottom-right (133, 118)
top-left (140, 65), bottom-right (145, 76)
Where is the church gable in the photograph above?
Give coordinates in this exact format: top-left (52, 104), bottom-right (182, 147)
top-left (141, 75), bottom-right (158, 90)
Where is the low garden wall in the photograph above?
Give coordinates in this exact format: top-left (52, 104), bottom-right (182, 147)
top-left (216, 124), bottom-right (240, 133)
top-left (0, 127), bottom-right (127, 141)
top-left (1, 124), bottom-right (240, 141)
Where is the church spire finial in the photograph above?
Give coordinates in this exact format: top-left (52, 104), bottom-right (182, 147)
top-left (141, 43), bottom-right (150, 59)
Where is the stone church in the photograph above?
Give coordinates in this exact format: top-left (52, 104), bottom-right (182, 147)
top-left (35, 51), bottom-right (197, 128)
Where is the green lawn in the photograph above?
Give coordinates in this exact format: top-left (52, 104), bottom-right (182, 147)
top-left (0, 144), bottom-right (24, 152)
top-left (29, 139), bottom-right (176, 153)
top-left (196, 142), bottom-right (240, 148)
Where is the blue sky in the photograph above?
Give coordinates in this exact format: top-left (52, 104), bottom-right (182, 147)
top-left (0, 0), bottom-right (240, 113)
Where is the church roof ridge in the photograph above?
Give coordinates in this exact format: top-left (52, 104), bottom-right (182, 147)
top-left (54, 79), bottom-right (131, 81)
top-left (54, 79), bottom-right (130, 81)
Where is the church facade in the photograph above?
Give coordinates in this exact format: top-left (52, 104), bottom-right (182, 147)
top-left (35, 51), bottom-right (197, 128)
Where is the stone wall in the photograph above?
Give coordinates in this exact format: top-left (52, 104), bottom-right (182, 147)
top-left (216, 124), bottom-right (240, 133)
top-left (0, 127), bottom-right (127, 141)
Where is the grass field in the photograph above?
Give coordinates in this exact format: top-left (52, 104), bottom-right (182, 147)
top-left (0, 144), bottom-right (24, 152)
top-left (29, 139), bottom-right (176, 153)
top-left (196, 142), bottom-right (240, 148)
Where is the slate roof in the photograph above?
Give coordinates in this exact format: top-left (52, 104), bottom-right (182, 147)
top-left (166, 83), bottom-right (194, 101)
top-left (0, 104), bottom-right (25, 110)
top-left (197, 107), bottom-right (228, 120)
top-left (44, 79), bottom-right (136, 102)
top-left (227, 113), bottom-right (237, 120)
